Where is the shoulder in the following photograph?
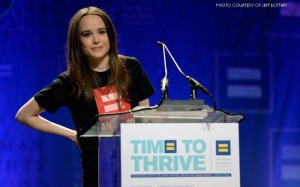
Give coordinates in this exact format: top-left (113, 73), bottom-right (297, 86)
top-left (57, 71), bottom-right (70, 80)
top-left (123, 56), bottom-right (139, 63)
top-left (120, 55), bottom-right (143, 70)
top-left (34, 71), bottom-right (75, 113)
top-left (45, 71), bottom-right (75, 93)
top-left (53, 71), bottom-right (73, 85)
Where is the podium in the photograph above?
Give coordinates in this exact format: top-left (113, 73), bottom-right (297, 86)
top-left (79, 100), bottom-right (243, 187)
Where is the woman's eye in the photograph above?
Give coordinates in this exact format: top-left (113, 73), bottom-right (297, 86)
top-left (81, 32), bottom-right (90, 37)
top-left (99, 30), bottom-right (106, 35)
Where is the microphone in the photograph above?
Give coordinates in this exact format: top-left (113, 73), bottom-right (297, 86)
top-left (157, 41), bottom-right (169, 100)
top-left (156, 41), bottom-right (217, 109)
top-left (186, 76), bottom-right (210, 96)
top-left (161, 76), bottom-right (169, 99)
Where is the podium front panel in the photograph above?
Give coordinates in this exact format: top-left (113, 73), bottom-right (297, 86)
top-left (121, 123), bottom-right (240, 187)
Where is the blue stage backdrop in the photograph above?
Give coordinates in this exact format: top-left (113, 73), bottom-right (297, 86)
top-left (1, 0), bottom-right (299, 187)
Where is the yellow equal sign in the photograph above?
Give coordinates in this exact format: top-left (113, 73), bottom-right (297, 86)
top-left (166, 142), bottom-right (175, 151)
top-left (218, 143), bottom-right (229, 152)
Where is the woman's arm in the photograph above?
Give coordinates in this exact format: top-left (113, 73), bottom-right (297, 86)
top-left (138, 98), bottom-right (150, 106)
top-left (15, 97), bottom-right (79, 146)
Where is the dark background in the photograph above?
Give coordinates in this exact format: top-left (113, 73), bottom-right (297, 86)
top-left (1, 0), bottom-right (299, 187)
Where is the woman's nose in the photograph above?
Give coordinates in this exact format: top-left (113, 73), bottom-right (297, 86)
top-left (93, 35), bottom-right (100, 44)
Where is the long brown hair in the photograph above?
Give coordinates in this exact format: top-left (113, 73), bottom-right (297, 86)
top-left (67, 6), bottom-right (130, 105)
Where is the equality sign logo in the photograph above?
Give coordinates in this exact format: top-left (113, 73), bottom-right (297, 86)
top-left (164, 140), bottom-right (177, 153)
top-left (216, 140), bottom-right (231, 156)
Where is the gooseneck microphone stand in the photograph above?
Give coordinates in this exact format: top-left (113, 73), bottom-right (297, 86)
top-left (157, 41), bottom-right (217, 110)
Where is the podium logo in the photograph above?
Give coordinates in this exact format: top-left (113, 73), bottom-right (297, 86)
top-left (216, 140), bottom-right (231, 155)
top-left (164, 140), bottom-right (177, 153)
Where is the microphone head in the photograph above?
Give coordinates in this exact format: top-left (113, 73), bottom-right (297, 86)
top-left (186, 76), bottom-right (210, 96)
top-left (161, 77), bottom-right (169, 92)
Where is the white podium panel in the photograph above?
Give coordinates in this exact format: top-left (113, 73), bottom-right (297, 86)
top-left (121, 123), bottom-right (240, 187)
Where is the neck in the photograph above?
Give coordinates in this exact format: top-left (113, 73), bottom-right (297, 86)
top-left (88, 55), bottom-right (110, 72)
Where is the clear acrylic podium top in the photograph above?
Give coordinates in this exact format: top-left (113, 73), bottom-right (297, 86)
top-left (79, 100), bottom-right (244, 137)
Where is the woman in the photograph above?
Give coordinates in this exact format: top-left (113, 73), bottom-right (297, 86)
top-left (15, 6), bottom-right (155, 186)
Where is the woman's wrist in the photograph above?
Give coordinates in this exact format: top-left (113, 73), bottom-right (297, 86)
top-left (67, 129), bottom-right (80, 148)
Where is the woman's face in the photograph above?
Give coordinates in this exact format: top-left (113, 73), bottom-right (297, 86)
top-left (79, 15), bottom-right (110, 64)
